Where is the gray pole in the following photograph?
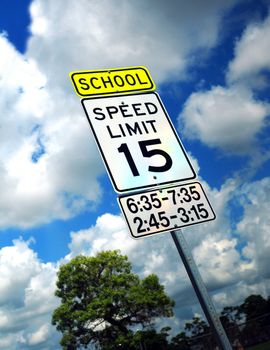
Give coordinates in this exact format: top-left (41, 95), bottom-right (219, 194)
top-left (170, 230), bottom-right (232, 350)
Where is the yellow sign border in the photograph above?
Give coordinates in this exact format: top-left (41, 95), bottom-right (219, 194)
top-left (70, 66), bottom-right (156, 97)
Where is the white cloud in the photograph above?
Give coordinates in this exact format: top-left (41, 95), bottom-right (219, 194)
top-left (206, 177), bottom-right (270, 311)
top-left (227, 15), bottom-right (270, 85)
top-left (0, 238), bottom-right (40, 307)
top-left (213, 278), bottom-right (270, 311)
top-left (26, 0), bottom-right (240, 85)
top-left (0, 34), bottom-right (104, 228)
top-left (68, 212), bottom-right (142, 261)
top-left (0, 239), bottom-right (60, 350)
top-left (237, 177), bottom-right (270, 279)
top-left (179, 85), bottom-right (269, 153)
top-left (28, 324), bottom-right (50, 346)
top-left (179, 12), bottom-right (270, 155)
top-left (193, 237), bottom-right (245, 288)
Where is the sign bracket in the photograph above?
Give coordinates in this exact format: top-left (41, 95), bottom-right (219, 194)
top-left (171, 229), bottom-right (232, 350)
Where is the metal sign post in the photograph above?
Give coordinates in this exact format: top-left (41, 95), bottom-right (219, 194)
top-left (171, 229), bottom-right (232, 350)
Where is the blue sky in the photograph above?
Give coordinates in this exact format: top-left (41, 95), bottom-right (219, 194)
top-left (0, 0), bottom-right (270, 348)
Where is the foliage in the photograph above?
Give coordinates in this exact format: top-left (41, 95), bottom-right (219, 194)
top-left (238, 294), bottom-right (269, 321)
top-left (184, 316), bottom-right (209, 337)
top-left (52, 250), bottom-right (270, 350)
top-left (170, 294), bottom-right (270, 350)
top-left (238, 295), bottom-right (270, 347)
top-left (52, 250), bottom-right (174, 349)
top-left (170, 331), bottom-right (190, 349)
top-left (131, 328), bottom-right (170, 350)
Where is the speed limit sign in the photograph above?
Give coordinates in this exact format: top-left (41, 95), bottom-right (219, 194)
top-left (82, 92), bottom-right (196, 193)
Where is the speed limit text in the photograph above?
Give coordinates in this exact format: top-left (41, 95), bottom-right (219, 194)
top-left (93, 101), bottom-right (158, 138)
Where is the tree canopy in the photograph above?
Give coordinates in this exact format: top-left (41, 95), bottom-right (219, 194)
top-left (52, 250), bottom-right (174, 349)
top-left (52, 249), bottom-right (270, 349)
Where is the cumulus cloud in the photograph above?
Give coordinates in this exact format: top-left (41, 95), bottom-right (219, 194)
top-left (237, 177), bottom-right (270, 279)
top-left (0, 33), bottom-right (104, 228)
top-left (179, 85), bottom-right (269, 153)
top-left (26, 0), bottom-right (240, 86)
top-left (27, 324), bottom-right (50, 346)
top-left (0, 239), bottom-right (60, 349)
top-left (179, 12), bottom-right (270, 155)
top-left (227, 14), bottom-right (270, 85)
top-left (0, 238), bottom-right (40, 307)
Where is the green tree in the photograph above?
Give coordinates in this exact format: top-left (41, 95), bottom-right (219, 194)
top-left (221, 306), bottom-right (240, 325)
top-left (170, 331), bottom-right (190, 350)
top-left (184, 316), bottom-right (213, 349)
top-left (132, 328), bottom-right (170, 350)
top-left (220, 305), bottom-right (242, 342)
top-left (184, 316), bottom-right (209, 337)
top-left (52, 250), bottom-right (174, 349)
top-left (239, 294), bottom-right (269, 345)
top-left (239, 294), bottom-right (268, 321)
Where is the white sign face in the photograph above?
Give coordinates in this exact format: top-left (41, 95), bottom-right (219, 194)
top-left (82, 92), bottom-right (195, 193)
top-left (118, 182), bottom-right (215, 238)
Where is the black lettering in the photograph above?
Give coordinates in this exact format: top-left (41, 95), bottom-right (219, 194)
top-left (145, 119), bottom-right (157, 132)
top-left (136, 73), bottom-right (148, 85)
top-left (79, 78), bottom-right (90, 90)
top-left (93, 108), bottom-right (105, 120)
top-left (119, 103), bottom-right (133, 118)
top-left (125, 74), bottom-right (136, 86)
top-left (141, 121), bottom-right (149, 134)
top-left (126, 122), bottom-right (142, 136)
top-left (145, 102), bottom-right (158, 114)
top-left (119, 124), bottom-right (126, 136)
top-left (106, 106), bottom-right (118, 119)
top-left (132, 103), bottom-right (146, 116)
top-left (113, 75), bottom-right (125, 87)
top-left (90, 77), bottom-right (101, 89)
top-left (106, 125), bottom-right (121, 138)
top-left (101, 75), bottom-right (114, 88)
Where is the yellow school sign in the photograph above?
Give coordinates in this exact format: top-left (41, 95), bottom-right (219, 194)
top-left (70, 66), bottom-right (156, 97)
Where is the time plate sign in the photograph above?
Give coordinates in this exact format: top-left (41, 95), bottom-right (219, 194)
top-left (118, 182), bottom-right (216, 238)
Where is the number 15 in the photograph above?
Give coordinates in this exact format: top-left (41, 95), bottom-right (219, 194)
top-left (118, 138), bottom-right (173, 177)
